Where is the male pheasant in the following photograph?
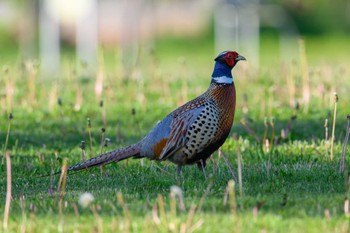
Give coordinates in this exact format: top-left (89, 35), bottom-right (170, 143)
top-left (67, 51), bottom-right (245, 174)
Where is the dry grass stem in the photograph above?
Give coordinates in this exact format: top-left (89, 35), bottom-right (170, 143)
top-left (48, 84), bottom-right (58, 112)
top-left (197, 181), bottom-right (212, 213)
top-left (99, 128), bottom-right (106, 175)
top-left (188, 219), bottom-right (204, 233)
top-left (3, 151), bottom-right (12, 230)
top-left (72, 203), bottom-right (79, 217)
top-left (5, 69), bottom-right (14, 113)
top-left (219, 149), bottom-right (237, 181)
top-left (227, 180), bottom-right (237, 216)
top-left (117, 192), bottom-right (131, 232)
top-left (235, 139), bottom-right (243, 198)
top-left (184, 205), bottom-right (196, 232)
top-left (153, 163), bottom-right (173, 176)
top-left (2, 113), bottom-right (13, 165)
top-left (95, 69), bottom-right (104, 103)
top-left (269, 118), bottom-right (275, 150)
top-left (171, 186), bottom-right (186, 212)
top-left (169, 191), bottom-right (177, 228)
top-left (57, 159), bottom-right (68, 215)
top-left (344, 198), bottom-right (350, 217)
top-left (330, 92), bottom-right (338, 160)
top-left (283, 65), bottom-right (296, 108)
top-left (240, 118), bottom-right (261, 144)
top-left (263, 117), bottom-right (268, 151)
top-left (48, 159), bottom-right (55, 196)
top-left (152, 204), bottom-right (161, 225)
top-left (252, 201), bottom-right (266, 219)
top-left (91, 205), bottom-right (104, 233)
top-left (339, 115), bottom-right (350, 173)
top-left (157, 194), bottom-right (166, 223)
top-left (26, 61), bottom-right (38, 108)
top-left (299, 38), bottom-right (310, 113)
top-left (324, 119), bottom-right (329, 157)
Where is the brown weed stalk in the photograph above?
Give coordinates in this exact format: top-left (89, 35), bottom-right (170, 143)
top-left (3, 151), bottom-right (12, 230)
top-left (57, 159), bottom-right (68, 215)
top-left (330, 92), bottom-right (338, 160)
top-left (2, 113), bottom-right (13, 165)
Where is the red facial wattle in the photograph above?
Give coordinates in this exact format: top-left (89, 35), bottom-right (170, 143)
top-left (223, 52), bottom-right (237, 67)
top-left (225, 57), bottom-right (235, 67)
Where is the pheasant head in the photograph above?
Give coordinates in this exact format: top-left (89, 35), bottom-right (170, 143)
top-left (211, 51), bottom-right (246, 84)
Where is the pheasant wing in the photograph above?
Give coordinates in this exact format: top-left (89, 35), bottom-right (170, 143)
top-left (159, 99), bottom-right (206, 160)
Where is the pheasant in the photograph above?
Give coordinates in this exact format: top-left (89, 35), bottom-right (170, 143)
top-left (66, 51), bottom-right (245, 174)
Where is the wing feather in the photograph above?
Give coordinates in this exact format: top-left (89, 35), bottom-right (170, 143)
top-left (159, 98), bottom-right (206, 160)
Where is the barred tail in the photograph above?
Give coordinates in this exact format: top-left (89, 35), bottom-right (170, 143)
top-left (67, 143), bottom-right (141, 172)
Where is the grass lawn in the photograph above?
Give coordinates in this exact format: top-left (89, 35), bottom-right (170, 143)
top-left (0, 32), bottom-right (350, 232)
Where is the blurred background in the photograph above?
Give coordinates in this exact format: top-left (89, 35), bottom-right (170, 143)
top-left (0, 0), bottom-right (349, 74)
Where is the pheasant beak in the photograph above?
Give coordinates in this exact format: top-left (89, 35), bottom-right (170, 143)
top-left (236, 55), bottom-right (246, 61)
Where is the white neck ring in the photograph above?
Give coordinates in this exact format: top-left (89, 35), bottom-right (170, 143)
top-left (212, 76), bottom-right (233, 84)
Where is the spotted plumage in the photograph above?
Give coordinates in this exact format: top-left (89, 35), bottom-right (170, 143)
top-left (64, 51), bottom-right (246, 174)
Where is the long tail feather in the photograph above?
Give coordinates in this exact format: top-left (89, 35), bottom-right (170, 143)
top-left (68, 143), bottom-right (141, 172)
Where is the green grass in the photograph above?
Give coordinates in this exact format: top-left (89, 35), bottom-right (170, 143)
top-left (0, 32), bottom-right (350, 232)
